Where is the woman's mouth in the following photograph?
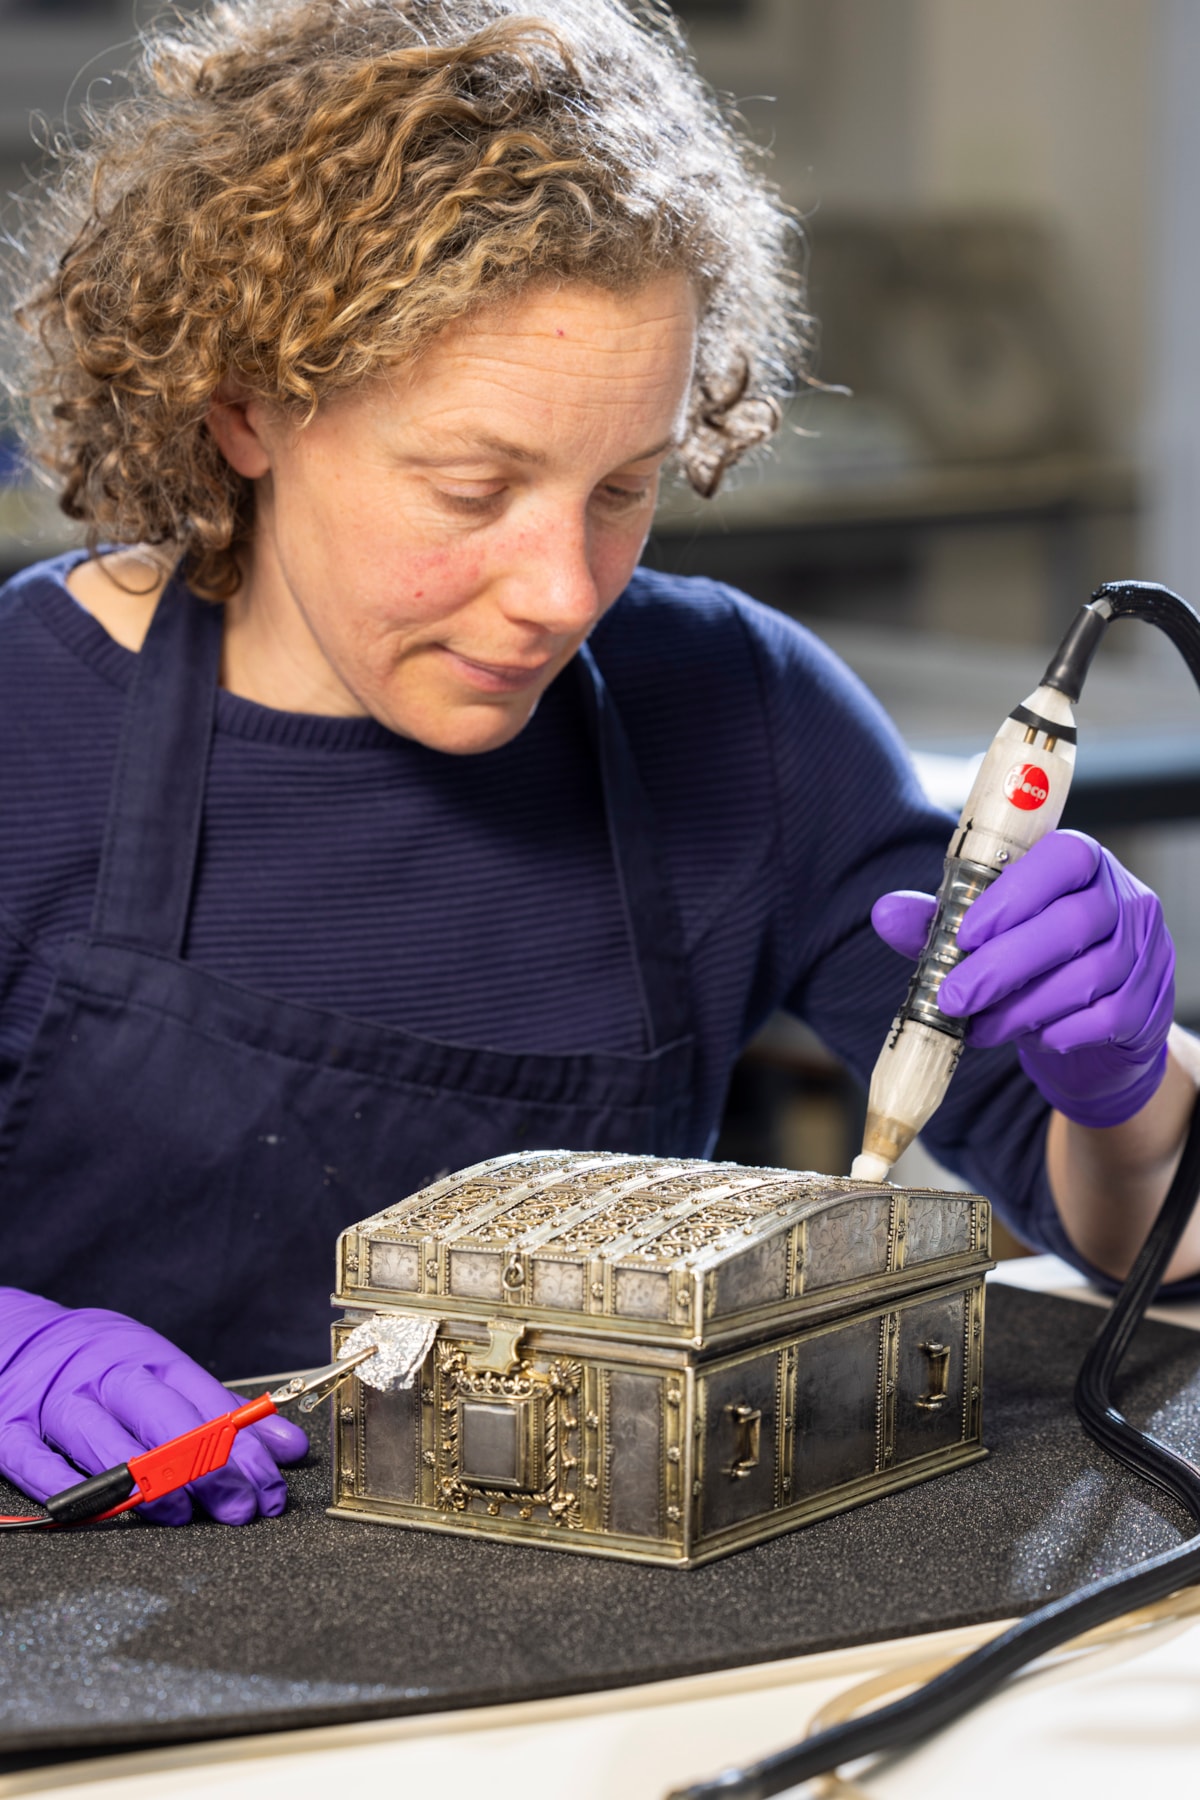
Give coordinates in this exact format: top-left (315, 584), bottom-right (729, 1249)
top-left (440, 648), bottom-right (556, 695)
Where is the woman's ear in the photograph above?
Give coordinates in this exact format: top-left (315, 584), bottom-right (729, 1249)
top-left (206, 390), bottom-right (274, 479)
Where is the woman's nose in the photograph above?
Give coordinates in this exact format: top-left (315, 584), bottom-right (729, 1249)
top-left (499, 516), bottom-right (603, 637)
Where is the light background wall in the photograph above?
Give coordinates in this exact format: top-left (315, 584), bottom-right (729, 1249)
top-left (682, 0), bottom-right (1152, 461)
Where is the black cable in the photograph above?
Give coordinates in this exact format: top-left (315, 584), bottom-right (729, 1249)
top-left (1096, 580), bottom-right (1200, 674)
top-left (667, 581), bottom-right (1200, 1800)
top-left (1041, 581), bottom-right (1200, 702)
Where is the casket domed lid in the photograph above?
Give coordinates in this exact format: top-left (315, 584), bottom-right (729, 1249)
top-left (335, 1150), bottom-right (990, 1347)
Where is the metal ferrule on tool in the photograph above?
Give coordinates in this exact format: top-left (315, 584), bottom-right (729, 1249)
top-left (899, 856), bottom-right (1002, 1039)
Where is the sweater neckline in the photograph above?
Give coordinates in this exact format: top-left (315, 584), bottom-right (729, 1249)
top-left (28, 550), bottom-right (429, 753)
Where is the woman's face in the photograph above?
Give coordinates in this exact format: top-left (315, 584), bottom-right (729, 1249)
top-left (210, 276), bottom-right (698, 753)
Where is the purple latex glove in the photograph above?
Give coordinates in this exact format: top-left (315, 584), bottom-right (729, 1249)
top-left (0, 1290), bottom-right (308, 1524)
top-left (871, 830), bottom-right (1175, 1129)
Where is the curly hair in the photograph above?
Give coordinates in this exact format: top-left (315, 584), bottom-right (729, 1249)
top-left (2, 0), bottom-right (806, 598)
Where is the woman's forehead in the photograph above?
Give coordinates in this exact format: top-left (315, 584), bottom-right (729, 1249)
top-left (397, 276), bottom-right (698, 376)
top-left (344, 276), bottom-right (699, 456)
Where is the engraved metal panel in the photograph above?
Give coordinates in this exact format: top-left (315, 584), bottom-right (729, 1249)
top-left (712, 1232), bottom-right (788, 1317)
top-left (700, 1351), bottom-right (779, 1537)
top-left (792, 1317), bottom-right (881, 1498)
top-left (448, 1249), bottom-right (504, 1300)
top-left (893, 1291), bottom-right (968, 1464)
top-left (368, 1240), bottom-right (420, 1291)
top-left (361, 1380), bottom-right (420, 1503)
top-left (606, 1370), bottom-right (663, 1538)
top-left (905, 1194), bottom-right (972, 1267)
top-left (531, 1257), bottom-right (586, 1311)
top-left (804, 1196), bottom-right (892, 1290)
top-left (614, 1267), bottom-right (671, 1320)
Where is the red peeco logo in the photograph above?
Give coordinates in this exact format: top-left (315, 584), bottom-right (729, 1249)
top-left (1003, 763), bottom-right (1050, 810)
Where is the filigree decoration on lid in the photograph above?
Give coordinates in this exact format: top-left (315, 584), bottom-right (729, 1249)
top-left (350, 1152), bottom-right (904, 1278)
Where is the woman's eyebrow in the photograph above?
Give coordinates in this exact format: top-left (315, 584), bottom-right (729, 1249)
top-left (401, 432), bottom-right (546, 467)
top-left (621, 434), bottom-right (680, 464)
top-left (403, 430), bottom-right (680, 467)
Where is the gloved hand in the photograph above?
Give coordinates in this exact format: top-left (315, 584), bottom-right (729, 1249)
top-left (872, 830), bottom-right (1175, 1129)
top-left (0, 1291), bottom-right (308, 1525)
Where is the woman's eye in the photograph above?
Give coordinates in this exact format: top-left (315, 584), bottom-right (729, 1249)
top-left (595, 483), bottom-right (651, 512)
top-left (432, 479), bottom-right (654, 517)
top-left (436, 487), bottom-right (506, 515)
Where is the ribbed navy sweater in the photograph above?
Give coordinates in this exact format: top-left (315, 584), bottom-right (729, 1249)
top-left (0, 548), bottom-right (1158, 1285)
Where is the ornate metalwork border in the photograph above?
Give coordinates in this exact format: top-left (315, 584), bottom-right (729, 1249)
top-left (435, 1340), bottom-right (583, 1529)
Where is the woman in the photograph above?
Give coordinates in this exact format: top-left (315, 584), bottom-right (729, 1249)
top-left (0, 0), bottom-right (1194, 1527)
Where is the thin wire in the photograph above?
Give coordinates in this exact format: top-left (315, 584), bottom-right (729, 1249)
top-left (0, 1492), bottom-right (142, 1530)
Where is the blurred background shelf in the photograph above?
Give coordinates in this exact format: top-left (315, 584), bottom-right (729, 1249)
top-left (649, 448), bottom-right (1137, 650)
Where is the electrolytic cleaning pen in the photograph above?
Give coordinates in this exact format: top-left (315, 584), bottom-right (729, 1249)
top-left (847, 594), bottom-right (1117, 1184)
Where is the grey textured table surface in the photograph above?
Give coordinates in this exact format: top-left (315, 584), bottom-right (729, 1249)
top-left (1, 1285), bottom-right (1198, 1767)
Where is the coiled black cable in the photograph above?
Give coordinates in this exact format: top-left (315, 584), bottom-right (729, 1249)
top-left (667, 582), bottom-right (1200, 1800)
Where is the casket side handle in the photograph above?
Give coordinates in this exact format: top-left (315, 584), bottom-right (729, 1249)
top-left (916, 1340), bottom-right (951, 1411)
top-left (724, 1402), bottom-right (762, 1478)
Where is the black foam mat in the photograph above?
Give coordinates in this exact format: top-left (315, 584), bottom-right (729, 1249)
top-left (2, 1284), bottom-right (1198, 1766)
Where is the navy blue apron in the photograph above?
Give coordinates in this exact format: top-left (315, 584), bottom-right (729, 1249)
top-left (0, 577), bottom-right (697, 1374)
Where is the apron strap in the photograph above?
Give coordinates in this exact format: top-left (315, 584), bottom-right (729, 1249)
top-left (90, 575), bottom-right (222, 955)
top-left (574, 642), bottom-right (693, 1054)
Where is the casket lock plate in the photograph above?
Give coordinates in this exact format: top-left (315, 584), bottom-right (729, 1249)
top-left (437, 1320), bottom-right (581, 1524)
